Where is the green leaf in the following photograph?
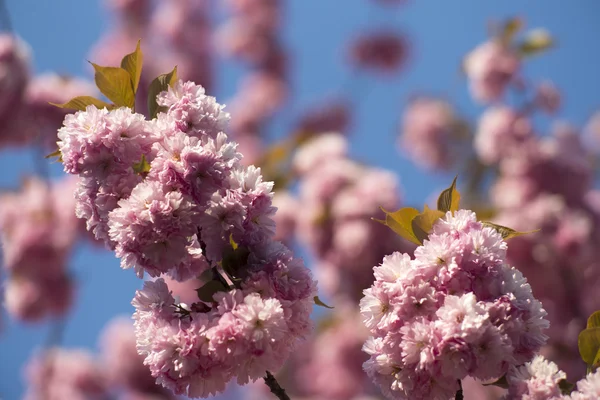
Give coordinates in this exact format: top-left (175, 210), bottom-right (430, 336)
top-left (481, 222), bottom-right (539, 240)
top-left (411, 205), bottom-right (444, 244)
top-left (132, 154), bottom-right (151, 176)
top-left (594, 350), bottom-right (600, 369)
top-left (578, 327), bottom-right (600, 366)
top-left (229, 233), bottom-right (238, 251)
top-left (587, 311), bottom-right (600, 329)
top-left (483, 374), bottom-right (509, 389)
top-left (197, 268), bottom-right (216, 284)
top-left (91, 63), bottom-right (135, 108)
top-left (518, 29), bottom-right (554, 57)
top-left (373, 207), bottom-right (421, 245)
top-left (221, 241), bottom-right (250, 280)
top-left (314, 296), bottom-right (334, 309)
top-left (147, 66), bottom-right (178, 119)
top-left (195, 280), bottom-right (228, 303)
top-left (437, 176), bottom-right (461, 213)
top-left (499, 17), bottom-right (523, 45)
top-left (45, 149), bottom-right (63, 163)
top-left (50, 96), bottom-right (113, 111)
top-left (120, 39), bottom-right (144, 94)
top-left (558, 379), bottom-right (575, 395)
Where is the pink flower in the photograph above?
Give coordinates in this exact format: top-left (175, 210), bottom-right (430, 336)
top-left (0, 34), bottom-right (30, 147)
top-left (475, 106), bottom-right (534, 165)
top-left (464, 40), bottom-right (520, 103)
top-left (23, 348), bottom-right (107, 400)
top-left (156, 80), bottom-right (229, 138)
top-left (349, 31), bottom-right (409, 74)
top-left (296, 99), bottom-right (351, 135)
top-left (99, 317), bottom-right (169, 395)
top-left (567, 369), bottom-right (600, 399)
top-left (535, 81), bottom-right (561, 115)
top-left (4, 273), bottom-right (74, 322)
top-left (271, 191), bottom-right (298, 242)
top-left (108, 180), bottom-right (203, 278)
top-left (361, 210), bottom-right (549, 399)
top-left (505, 355), bottom-right (566, 399)
top-left (399, 97), bottom-right (458, 170)
top-left (25, 74), bottom-right (96, 148)
top-left (55, 79), bottom-right (316, 397)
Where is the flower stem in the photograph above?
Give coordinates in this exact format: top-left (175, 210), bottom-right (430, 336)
top-left (455, 379), bottom-right (464, 400)
top-left (263, 370), bottom-right (290, 400)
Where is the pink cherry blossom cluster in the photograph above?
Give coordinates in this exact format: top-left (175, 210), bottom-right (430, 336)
top-left (23, 317), bottom-right (175, 400)
top-left (0, 34), bottom-right (94, 148)
top-left (56, 79), bottom-right (316, 398)
top-left (463, 39), bottom-right (520, 104)
top-left (490, 127), bottom-right (600, 379)
top-left (360, 210), bottom-right (549, 400)
top-left (292, 132), bottom-right (410, 301)
top-left (504, 355), bottom-right (600, 400)
top-left (0, 176), bottom-right (80, 321)
top-left (457, 22), bottom-right (600, 382)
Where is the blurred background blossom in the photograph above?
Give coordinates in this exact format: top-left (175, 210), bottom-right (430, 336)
top-left (0, 1), bottom-right (600, 399)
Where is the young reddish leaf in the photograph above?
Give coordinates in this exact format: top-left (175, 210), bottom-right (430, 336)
top-left (588, 311), bottom-right (600, 329)
top-left (314, 296), bottom-right (334, 309)
top-left (373, 207), bottom-right (421, 245)
top-left (482, 222), bottom-right (539, 240)
top-left (578, 327), bottom-right (600, 366)
top-left (518, 29), bottom-right (554, 57)
top-left (437, 176), bottom-right (461, 213)
top-left (147, 66), bottom-right (178, 119)
top-left (120, 39), bottom-right (144, 94)
top-left (91, 63), bottom-right (135, 108)
top-left (50, 96), bottom-right (112, 111)
top-left (411, 205), bottom-right (444, 244)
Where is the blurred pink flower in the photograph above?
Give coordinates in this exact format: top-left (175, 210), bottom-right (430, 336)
top-left (535, 81), bottom-right (561, 115)
top-left (25, 73), bottom-right (96, 147)
top-left (296, 99), bottom-right (351, 135)
top-left (272, 191), bottom-right (298, 242)
top-left (297, 309), bottom-right (375, 399)
top-left (23, 348), bottom-right (107, 400)
top-left (474, 106), bottom-right (533, 165)
top-left (349, 31), bottom-right (408, 74)
top-left (464, 40), bottom-right (520, 103)
top-left (100, 317), bottom-right (172, 396)
top-left (293, 133), bottom-right (408, 301)
top-left (583, 110), bottom-right (600, 153)
top-left (0, 34), bottom-right (31, 147)
top-left (399, 97), bottom-right (458, 170)
top-left (4, 273), bottom-right (74, 322)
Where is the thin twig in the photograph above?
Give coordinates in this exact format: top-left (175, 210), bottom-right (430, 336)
top-left (455, 379), bottom-right (464, 400)
top-left (263, 370), bottom-right (290, 400)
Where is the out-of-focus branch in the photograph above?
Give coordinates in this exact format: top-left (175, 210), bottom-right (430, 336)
top-left (264, 371), bottom-right (290, 400)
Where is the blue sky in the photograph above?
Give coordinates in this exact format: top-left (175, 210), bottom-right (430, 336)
top-left (1, 1), bottom-right (599, 398)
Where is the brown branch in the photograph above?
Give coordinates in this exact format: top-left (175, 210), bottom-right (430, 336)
top-left (263, 370), bottom-right (290, 400)
top-left (455, 379), bottom-right (464, 400)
